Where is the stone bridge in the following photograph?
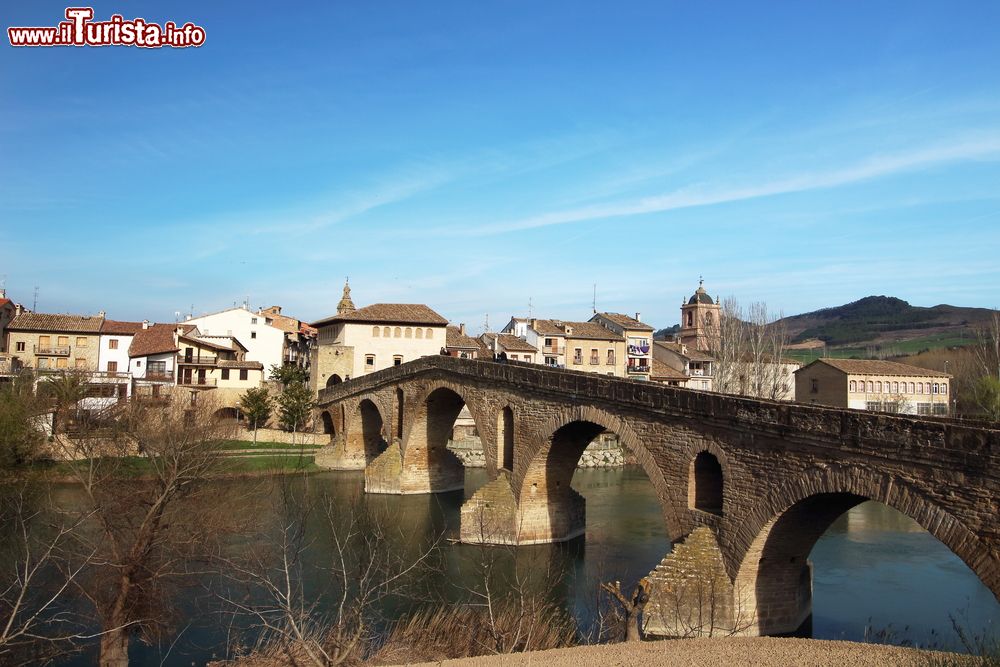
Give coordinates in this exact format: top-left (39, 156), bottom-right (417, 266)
top-left (314, 356), bottom-right (999, 636)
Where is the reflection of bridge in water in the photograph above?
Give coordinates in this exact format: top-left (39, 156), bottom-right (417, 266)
top-left (314, 356), bottom-right (999, 636)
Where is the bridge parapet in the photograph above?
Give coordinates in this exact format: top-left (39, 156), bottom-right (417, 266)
top-left (317, 356), bottom-right (999, 459)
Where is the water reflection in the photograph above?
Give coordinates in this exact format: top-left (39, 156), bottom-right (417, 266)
top-left (37, 467), bottom-right (1000, 664)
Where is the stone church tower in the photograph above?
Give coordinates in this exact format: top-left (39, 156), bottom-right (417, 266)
top-left (336, 280), bottom-right (356, 315)
top-left (679, 279), bottom-right (721, 352)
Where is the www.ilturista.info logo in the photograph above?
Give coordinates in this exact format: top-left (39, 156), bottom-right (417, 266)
top-left (8, 7), bottom-right (205, 48)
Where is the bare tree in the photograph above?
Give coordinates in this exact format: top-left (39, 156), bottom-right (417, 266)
top-left (709, 299), bottom-right (792, 401)
top-left (600, 578), bottom-right (649, 642)
top-left (0, 485), bottom-right (97, 665)
top-left (51, 396), bottom-right (235, 667)
top-left (217, 485), bottom-right (442, 666)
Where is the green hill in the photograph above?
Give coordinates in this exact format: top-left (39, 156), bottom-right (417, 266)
top-left (781, 296), bottom-right (993, 347)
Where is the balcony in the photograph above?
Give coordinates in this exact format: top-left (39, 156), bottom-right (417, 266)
top-left (628, 364), bottom-right (651, 374)
top-left (572, 356), bottom-right (583, 365)
top-left (178, 376), bottom-right (217, 387)
top-left (177, 354), bottom-right (218, 366)
top-left (34, 345), bottom-right (70, 356)
top-left (543, 345), bottom-right (565, 355)
top-left (89, 371), bottom-right (132, 380)
top-left (143, 371), bottom-right (174, 382)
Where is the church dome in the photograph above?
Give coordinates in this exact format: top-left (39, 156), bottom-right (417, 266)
top-left (687, 281), bottom-right (714, 305)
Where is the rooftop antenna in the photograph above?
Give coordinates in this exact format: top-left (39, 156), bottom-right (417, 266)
top-left (32, 286), bottom-right (38, 312)
top-left (528, 297), bottom-right (533, 319)
top-left (483, 313), bottom-right (490, 334)
top-left (174, 311), bottom-right (181, 322)
top-left (592, 284), bottom-right (597, 315)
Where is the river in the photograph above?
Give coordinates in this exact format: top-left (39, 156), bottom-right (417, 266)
top-left (43, 466), bottom-right (1000, 664)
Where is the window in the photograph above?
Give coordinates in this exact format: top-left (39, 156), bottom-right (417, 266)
top-left (875, 381), bottom-right (882, 393)
top-left (909, 382), bottom-right (915, 393)
top-left (221, 368), bottom-right (230, 380)
top-left (148, 360), bottom-right (165, 374)
top-left (925, 382), bottom-right (932, 394)
top-left (393, 355), bottom-right (403, 366)
top-left (405, 327), bottom-right (412, 338)
top-left (917, 403), bottom-right (932, 415)
top-left (59, 358), bottom-right (70, 369)
top-left (59, 336), bottom-right (70, 346)
top-left (239, 369), bottom-right (248, 381)
top-left (867, 381), bottom-right (874, 392)
top-left (251, 317), bottom-right (258, 324)
top-left (251, 331), bottom-right (257, 339)
top-left (394, 327), bottom-right (401, 338)
top-left (107, 361), bottom-right (118, 373)
top-left (892, 381), bottom-right (899, 393)
top-left (687, 312), bottom-right (693, 327)
top-left (415, 328), bottom-right (423, 339)
top-left (137, 361), bottom-right (143, 368)
top-left (932, 383), bottom-right (939, 394)
top-left (590, 349), bottom-right (599, 365)
top-left (573, 348), bottom-right (582, 364)
top-left (607, 349), bottom-right (615, 365)
top-left (109, 339), bottom-right (119, 350)
top-left (866, 401), bottom-right (882, 411)
top-left (941, 383), bottom-right (947, 395)
top-left (373, 327), bottom-right (380, 337)
top-left (545, 338), bottom-right (553, 346)
top-left (849, 380), bottom-right (857, 392)
top-left (933, 404), bottom-right (947, 415)
top-left (425, 328), bottom-right (433, 339)
top-left (383, 327), bottom-right (390, 337)
top-left (38, 358), bottom-right (49, 369)
top-left (15, 341), bottom-right (24, 352)
top-left (917, 383), bottom-right (923, 394)
top-left (811, 378), bottom-right (819, 393)
top-left (365, 354), bottom-right (376, 368)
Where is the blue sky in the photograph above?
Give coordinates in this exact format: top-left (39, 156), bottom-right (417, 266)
top-left (2, 1), bottom-right (999, 331)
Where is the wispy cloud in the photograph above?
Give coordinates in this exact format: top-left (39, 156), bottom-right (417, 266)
top-left (442, 133), bottom-right (1000, 237)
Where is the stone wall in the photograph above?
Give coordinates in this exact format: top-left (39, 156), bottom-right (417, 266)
top-left (232, 427), bottom-right (322, 446)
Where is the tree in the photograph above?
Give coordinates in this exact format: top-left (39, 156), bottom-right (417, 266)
top-left (600, 578), bottom-right (650, 642)
top-left (239, 387), bottom-right (272, 445)
top-left (219, 488), bottom-right (442, 666)
top-left (276, 382), bottom-right (314, 440)
top-left (709, 300), bottom-right (791, 401)
top-left (38, 370), bottom-right (90, 435)
top-left (0, 372), bottom-right (45, 469)
top-left (269, 364), bottom-right (307, 388)
top-left (971, 376), bottom-right (1000, 422)
top-left (52, 398), bottom-right (236, 667)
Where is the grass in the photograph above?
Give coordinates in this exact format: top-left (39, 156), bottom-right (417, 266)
top-left (26, 453), bottom-right (321, 480)
top-left (212, 439), bottom-right (324, 451)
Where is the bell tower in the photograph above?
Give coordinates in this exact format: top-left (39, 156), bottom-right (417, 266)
top-left (679, 278), bottom-right (720, 352)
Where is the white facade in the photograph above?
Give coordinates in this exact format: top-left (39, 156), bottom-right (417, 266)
top-left (323, 321), bottom-right (446, 377)
top-left (130, 351), bottom-right (176, 381)
top-left (185, 307), bottom-right (285, 373)
top-left (98, 334), bottom-right (134, 376)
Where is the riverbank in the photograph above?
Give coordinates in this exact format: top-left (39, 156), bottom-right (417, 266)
top-left (393, 637), bottom-right (973, 667)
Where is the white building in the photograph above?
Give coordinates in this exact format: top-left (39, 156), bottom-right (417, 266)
top-left (184, 305), bottom-right (286, 374)
top-left (128, 323), bottom-right (183, 400)
top-left (310, 283), bottom-right (449, 390)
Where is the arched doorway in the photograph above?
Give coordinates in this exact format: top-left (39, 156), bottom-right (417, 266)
top-left (326, 374), bottom-right (343, 388)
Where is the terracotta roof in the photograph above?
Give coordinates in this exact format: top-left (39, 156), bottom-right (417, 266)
top-left (101, 319), bottom-right (145, 335)
top-left (8, 312), bottom-right (104, 333)
top-left (446, 326), bottom-right (480, 350)
top-left (218, 360), bottom-right (264, 370)
top-left (128, 324), bottom-right (179, 358)
top-left (480, 333), bottom-right (538, 353)
top-left (651, 359), bottom-right (689, 382)
top-left (653, 340), bottom-right (715, 362)
top-left (594, 312), bottom-right (654, 332)
top-left (562, 321), bottom-right (624, 341)
top-left (178, 334), bottom-right (235, 353)
top-left (312, 303), bottom-right (448, 327)
top-left (0, 298), bottom-right (11, 308)
top-left (799, 358), bottom-right (951, 378)
top-left (529, 319), bottom-right (567, 336)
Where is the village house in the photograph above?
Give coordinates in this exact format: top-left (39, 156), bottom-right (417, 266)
top-left (175, 328), bottom-right (265, 410)
top-left (256, 305), bottom-right (317, 370)
top-left (446, 324), bottom-right (481, 358)
top-left (794, 358), bottom-right (952, 416)
top-left (479, 332), bottom-right (540, 363)
top-left (6, 312), bottom-right (106, 374)
top-left (184, 304), bottom-right (287, 375)
top-left (129, 323), bottom-right (184, 402)
top-left (653, 340), bottom-right (714, 391)
top-left (310, 282), bottom-right (448, 392)
top-left (590, 312), bottom-right (654, 380)
top-left (501, 317), bottom-right (567, 367)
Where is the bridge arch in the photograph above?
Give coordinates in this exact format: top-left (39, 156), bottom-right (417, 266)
top-left (320, 410), bottom-right (336, 437)
top-left (730, 465), bottom-right (1000, 635)
top-left (514, 404), bottom-right (683, 542)
top-left (394, 383), bottom-right (489, 493)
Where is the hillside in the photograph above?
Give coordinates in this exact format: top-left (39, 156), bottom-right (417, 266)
top-left (780, 296), bottom-right (994, 347)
